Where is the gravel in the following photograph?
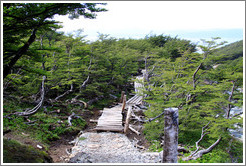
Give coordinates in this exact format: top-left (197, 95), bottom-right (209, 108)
top-left (68, 132), bottom-right (161, 163)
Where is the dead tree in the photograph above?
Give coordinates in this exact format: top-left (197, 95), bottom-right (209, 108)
top-left (162, 108), bottom-right (179, 163)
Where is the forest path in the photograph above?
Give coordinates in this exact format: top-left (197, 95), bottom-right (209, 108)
top-left (94, 104), bottom-right (124, 132)
top-left (68, 132), bottom-right (161, 163)
top-left (68, 74), bottom-right (155, 163)
top-left (68, 92), bottom-right (161, 163)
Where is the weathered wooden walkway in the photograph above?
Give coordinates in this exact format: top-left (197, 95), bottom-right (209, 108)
top-left (95, 75), bottom-right (144, 132)
top-left (94, 94), bottom-right (143, 132)
top-left (95, 104), bottom-right (124, 132)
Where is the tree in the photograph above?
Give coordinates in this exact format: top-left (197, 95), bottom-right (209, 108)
top-left (142, 38), bottom-right (243, 161)
top-left (3, 3), bottom-right (107, 79)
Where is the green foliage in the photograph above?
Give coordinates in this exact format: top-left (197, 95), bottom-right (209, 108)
top-left (3, 3), bottom-right (107, 79)
top-left (3, 138), bottom-right (52, 163)
top-left (142, 38), bottom-right (243, 163)
top-left (179, 138), bottom-right (243, 163)
top-left (79, 137), bottom-right (87, 141)
top-left (3, 100), bottom-right (86, 144)
top-left (3, 11), bottom-right (243, 163)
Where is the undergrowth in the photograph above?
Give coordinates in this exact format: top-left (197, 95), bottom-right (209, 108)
top-left (3, 99), bottom-right (86, 145)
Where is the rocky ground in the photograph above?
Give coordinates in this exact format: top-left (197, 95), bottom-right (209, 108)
top-left (4, 105), bottom-right (159, 163)
top-left (68, 132), bottom-right (161, 163)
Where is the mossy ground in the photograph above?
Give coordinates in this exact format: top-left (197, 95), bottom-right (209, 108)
top-left (3, 138), bottom-right (52, 163)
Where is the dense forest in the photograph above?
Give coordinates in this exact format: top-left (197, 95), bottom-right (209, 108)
top-left (2, 3), bottom-right (243, 163)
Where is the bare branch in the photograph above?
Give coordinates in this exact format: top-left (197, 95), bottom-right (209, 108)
top-left (80, 57), bottom-right (92, 90)
top-left (182, 122), bottom-right (222, 161)
top-left (227, 81), bottom-right (236, 119)
top-left (183, 137), bottom-right (221, 161)
top-left (13, 76), bottom-right (46, 116)
top-left (55, 83), bottom-right (73, 101)
top-left (192, 63), bottom-right (202, 90)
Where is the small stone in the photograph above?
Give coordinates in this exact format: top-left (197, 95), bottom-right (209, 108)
top-left (37, 144), bottom-right (42, 149)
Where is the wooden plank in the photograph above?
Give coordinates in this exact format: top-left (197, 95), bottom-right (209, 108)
top-left (97, 125), bottom-right (123, 127)
top-left (100, 116), bottom-right (122, 118)
top-left (95, 128), bottom-right (123, 132)
top-left (99, 115), bottom-right (122, 118)
top-left (98, 122), bottom-right (122, 125)
top-left (99, 115), bottom-right (122, 117)
top-left (98, 119), bottom-right (122, 121)
top-left (97, 122), bottom-right (122, 124)
top-left (90, 119), bottom-right (98, 123)
top-left (124, 106), bottom-right (132, 133)
top-left (101, 112), bottom-right (122, 114)
top-left (94, 102), bottom-right (125, 132)
top-left (102, 111), bottom-right (122, 113)
top-left (98, 121), bottom-right (122, 123)
top-left (95, 126), bottom-right (123, 129)
top-left (96, 126), bottom-right (124, 130)
top-left (98, 120), bottom-right (122, 123)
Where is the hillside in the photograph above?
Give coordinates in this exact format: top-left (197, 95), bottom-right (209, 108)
top-left (212, 40), bottom-right (243, 63)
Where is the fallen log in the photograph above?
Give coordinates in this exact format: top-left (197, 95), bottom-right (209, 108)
top-left (129, 125), bottom-right (140, 135)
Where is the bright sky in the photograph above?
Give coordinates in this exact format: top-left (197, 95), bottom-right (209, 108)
top-left (54, 1), bottom-right (245, 44)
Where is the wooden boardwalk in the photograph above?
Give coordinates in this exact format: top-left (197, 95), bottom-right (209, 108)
top-left (94, 94), bottom-right (143, 132)
top-left (126, 95), bottom-right (142, 105)
top-left (95, 75), bottom-right (144, 132)
top-left (95, 104), bottom-right (124, 132)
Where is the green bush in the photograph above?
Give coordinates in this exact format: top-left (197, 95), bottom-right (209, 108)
top-left (3, 138), bottom-right (52, 163)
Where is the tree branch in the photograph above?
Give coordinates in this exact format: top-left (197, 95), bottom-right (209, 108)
top-left (12, 76), bottom-right (46, 116)
top-left (4, 28), bottom-right (38, 79)
top-left (227, 81), bottom-right (236, 119)
top-left (55, 83), bottom-right (73, 101)
top-left (182, 122), bottom-right (222, 161)
top-left (192, 63), bottom-right (202, 90)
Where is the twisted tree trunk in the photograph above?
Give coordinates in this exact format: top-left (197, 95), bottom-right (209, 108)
top-left (13, 76), bottom-right (46, 116)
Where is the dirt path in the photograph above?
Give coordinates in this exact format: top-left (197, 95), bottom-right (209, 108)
top-left (68, 132), bottom-right (161, 163)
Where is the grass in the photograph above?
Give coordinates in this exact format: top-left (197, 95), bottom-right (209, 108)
top-left (3, 138), bottom-right (52, 163)
top-left (79, 137), bottom-right (87, 141)
top-left (3, 100), bottom-right (86, 145)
